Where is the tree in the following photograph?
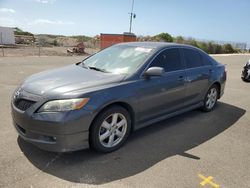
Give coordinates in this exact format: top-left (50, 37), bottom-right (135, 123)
top-left (175, 36), bottom-right (184, 44)
top-left (187, 39), bottom-right (199, 48)
top-left (14, 27), bottom-right (33, 36)
top-left (207, 42), bottom-right (216, 54)
top-left (223, 43), bottom-right (235, 53)
top-left (214, 44), bottom-right (223, 54)
top-left (154, 33), bottom-right (173, 42)
top-left (198, 42), bottom-right (209, 53)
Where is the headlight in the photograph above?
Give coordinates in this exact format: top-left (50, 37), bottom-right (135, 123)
top-left (38, 98), bottom-right (89, 112)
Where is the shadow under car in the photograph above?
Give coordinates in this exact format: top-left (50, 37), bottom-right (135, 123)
top-left (18, 102), bottom-right (245, 184)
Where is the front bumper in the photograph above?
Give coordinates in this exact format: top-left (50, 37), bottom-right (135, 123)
top-left (14, 122), bottom-right (89, 152)
top-left (11, 102), bottom-right (94, 152)
top-left (242, 69), bottom-right (250, 81)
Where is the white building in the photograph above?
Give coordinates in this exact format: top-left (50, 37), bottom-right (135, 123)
top-left (0, 26), bottom-right (15, 45)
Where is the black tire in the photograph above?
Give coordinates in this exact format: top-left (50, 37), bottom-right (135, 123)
top-left (242, 77), bottom-right (250, 82)
top-left (90, 105), bottom-right (131, 153)
top-left (202, 85), bottom-right (219, 112)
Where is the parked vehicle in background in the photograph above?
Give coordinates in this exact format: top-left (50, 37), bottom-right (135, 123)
top-left (67, 42), bottom-right (86, 55)
top-left (11, 42), bottom-right (226, 153)
top-left (241, 59), bottom-right (250, 82)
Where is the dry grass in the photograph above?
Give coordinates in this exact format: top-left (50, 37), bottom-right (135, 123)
top-left (1, 46), bottom-right (99, 57)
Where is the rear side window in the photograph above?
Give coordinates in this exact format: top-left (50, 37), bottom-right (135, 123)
top-left (183, 49), bottom-right (203, 68)
top-left (150, 48), bottom-right (182, 72)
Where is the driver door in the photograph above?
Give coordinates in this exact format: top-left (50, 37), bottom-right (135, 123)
top-left (137, 48), bottom-right (187, 125)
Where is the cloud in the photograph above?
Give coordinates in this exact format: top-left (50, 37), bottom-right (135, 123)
top-left (0, 8), bottom-right (16, 13)
top-left (0, 17), bottom-right (20, 27)
top-left (35, 0), bottom-right (56, 4)
top-left (30, 19), bottom-right (75, 25)
top-left (0, 17), bottom-right (74, 29)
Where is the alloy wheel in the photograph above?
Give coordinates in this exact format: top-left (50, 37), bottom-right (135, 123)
top-left (205, 87), bottom-right (218, 110)
top-left (98, 113), bottom-right (127, 148)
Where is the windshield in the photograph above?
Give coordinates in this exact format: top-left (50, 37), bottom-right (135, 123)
top-left (82, 45), bottom-right (154, 74)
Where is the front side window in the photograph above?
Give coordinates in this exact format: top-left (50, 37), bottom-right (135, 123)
top-left (83, 45), bottom-right (154, 74)
top-left (183, 49), bottom-right (203, 68)
top-left (150, 48), bottom-right (182, 72)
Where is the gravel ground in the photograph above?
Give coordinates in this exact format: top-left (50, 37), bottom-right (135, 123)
top-left (0, 46), bottom-right (98, 56)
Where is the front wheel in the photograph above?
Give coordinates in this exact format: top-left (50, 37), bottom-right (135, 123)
top-left (90, 105), bottom-right (131, 153)
top-left (202, 85), bottom-right (219, 112)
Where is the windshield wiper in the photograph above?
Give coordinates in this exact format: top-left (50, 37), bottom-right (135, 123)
top-left (80, 62), bottom-right (90, 69)
top-left (76, 61), bottom-right (89, 68)
top-left (88, 66), bottom-right (109, 73)
top-left (77, 62), bottom-right (108, 73)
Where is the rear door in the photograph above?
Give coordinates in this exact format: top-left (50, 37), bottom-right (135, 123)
top-left (137, 48), bottom-right (186, 123)
top-left (181, 48), bottom-right (210, 106)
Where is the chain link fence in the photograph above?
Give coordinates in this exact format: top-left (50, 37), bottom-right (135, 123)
top-left (0, 34), bottom-right (100, 57)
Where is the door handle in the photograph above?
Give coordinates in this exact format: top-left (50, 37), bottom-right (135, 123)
top-left (178, 75), bottom-right (184, 81)
top-left (209, 69), bottom-right (214, 73)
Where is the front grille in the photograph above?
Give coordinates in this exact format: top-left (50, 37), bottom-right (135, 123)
top-left (14, 99), bottom-right (36, 111)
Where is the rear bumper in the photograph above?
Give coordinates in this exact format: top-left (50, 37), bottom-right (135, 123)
top-left (219, 69), bottom-right (227, 99)
top-left (11, 102), bottom-right (94, 152)
top-left (219, 81), bottom-right (225, 98)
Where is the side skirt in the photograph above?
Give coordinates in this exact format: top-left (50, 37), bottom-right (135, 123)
top-left (134, 102), bottom-right (203, 131)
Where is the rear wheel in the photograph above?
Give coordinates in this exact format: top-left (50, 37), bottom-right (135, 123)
top-left (90, 105), bottom-right (131, 153)
top-left (202, 85), bottom-right (219, 112)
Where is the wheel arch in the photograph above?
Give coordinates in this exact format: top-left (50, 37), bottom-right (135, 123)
top-left (211, 81), bottom-right (221, 99)
top-left (89, 101), bottom-right (136, 134)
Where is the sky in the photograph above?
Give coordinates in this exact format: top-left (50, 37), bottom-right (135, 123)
top-left (0, 0), bottom-right (249, 45)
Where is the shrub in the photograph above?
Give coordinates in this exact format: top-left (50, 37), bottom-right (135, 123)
top-left (153, 33), bottom-right (173, 42)
top-left (214, 44), bottom-right (223, 54)
top-left (186, 38), bottom-right (199, 48)
top-left (175, 36), bottom-right (184, 44)
top-left (223, 43), bottom-right (235, 53)
top-left (71, 35), bottom-right (92, 43)
top-left (53, 39), bottom-right (58, 46)
top-left (198, 42), bottom-right (209, 53)
top-left (14, 27), bottom-right (33, 36)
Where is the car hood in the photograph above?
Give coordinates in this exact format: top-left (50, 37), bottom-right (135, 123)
top-left (22, 65), bottom-right (125, 96)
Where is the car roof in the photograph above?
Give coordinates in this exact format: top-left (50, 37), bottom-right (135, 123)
top-left (115, 42), bottom-right (200, 51)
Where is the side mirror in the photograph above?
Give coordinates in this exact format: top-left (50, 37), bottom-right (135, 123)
top-left (143, 67), bottom-right (164, 77)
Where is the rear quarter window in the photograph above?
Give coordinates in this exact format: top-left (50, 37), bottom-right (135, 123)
top-left (183, 48), bottom-right (203, 68)
top-left (202, 53), bottom-right (213, 66)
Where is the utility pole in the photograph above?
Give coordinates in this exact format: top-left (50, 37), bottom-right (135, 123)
top-left (129, 0), bottom-right (136, 33)
top-left (38, 36), bottom-right (41, 57)
top-left (0, 32), bottom-right (4, 57)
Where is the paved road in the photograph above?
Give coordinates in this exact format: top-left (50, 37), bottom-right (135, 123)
top-left (0, 55), bottom-right (250, 188)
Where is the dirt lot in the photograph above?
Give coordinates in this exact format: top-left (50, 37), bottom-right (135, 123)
top-left (0, 55), bottom-right (250, 188)
top-left (1, 46), bottom-right (98, 56)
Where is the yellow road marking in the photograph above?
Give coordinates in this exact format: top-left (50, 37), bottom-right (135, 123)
top-left (198, 174), bottom-right (220, 188)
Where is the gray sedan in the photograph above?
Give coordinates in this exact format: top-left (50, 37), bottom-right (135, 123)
top-left (11, 42), bottom-right (226, 152)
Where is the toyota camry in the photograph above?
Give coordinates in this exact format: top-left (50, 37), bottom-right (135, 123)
top-left (11, 42), bottom-right (226, 153)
